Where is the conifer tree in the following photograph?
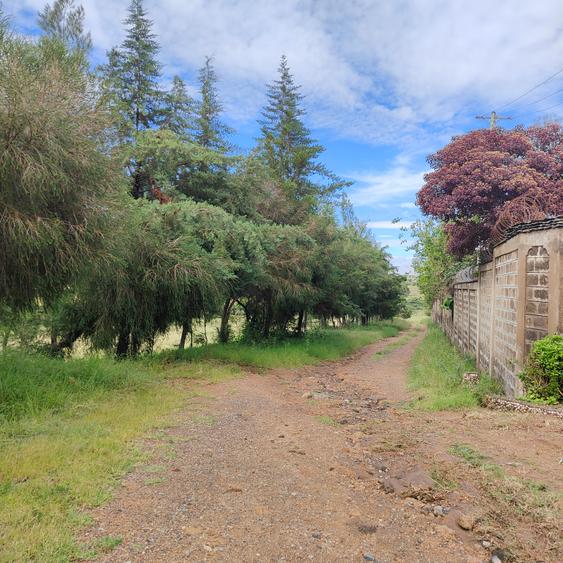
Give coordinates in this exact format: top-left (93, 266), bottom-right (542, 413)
top-left (100, 0), bottom-right (162, 140)
top-left (99, 0), bottom-right (162, 198)
top-left (258, 55), bottom-right (346, 209)
top-left (38, 0), bottom-right (92, 52)
top-left (195, 57), bottom-right (232, 152)
top-left (161, 75), bottom-right (194, 138)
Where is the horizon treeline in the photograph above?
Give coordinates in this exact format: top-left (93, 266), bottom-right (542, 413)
top-left (0, 0), bottom-right (408, 356)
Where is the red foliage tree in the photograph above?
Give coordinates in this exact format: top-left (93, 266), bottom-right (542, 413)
top-left (416, 123), bottom-right (563, 257)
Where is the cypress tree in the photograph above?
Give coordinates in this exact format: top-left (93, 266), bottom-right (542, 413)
top-left (100, 0), bottom-right (162, 139)
top-left (161, 75), bottom-right (195, 138)
top-left (195, 57), bottom-right (232, 152)
top-left (258, 55), bottom-right (346, 208)
top-left (99, 0), bottom-right (162, 198)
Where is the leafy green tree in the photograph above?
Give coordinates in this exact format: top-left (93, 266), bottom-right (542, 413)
top-left (258, 55), bottom-right (347, 215)
top-left (38, 0), bottom-right (92, 53)
top-left (0, 24), bottom-right (120, 312)
top-left (409, 219), bottom-right (471, 308)
top-left (195, 57), bottom-right (232, 152)
top-left (53, 201), bottom-right (234, 356)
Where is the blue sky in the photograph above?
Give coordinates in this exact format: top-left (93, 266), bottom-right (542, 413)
top-left (6, 0), bottom-right (563, 272)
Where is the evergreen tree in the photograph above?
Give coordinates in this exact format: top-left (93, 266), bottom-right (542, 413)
top-left (195, 57), bottom-right (232, 152)
top-left (258, 55), bottom-right (347, 210)
top-left (161, 75), bottom-right (194, 138)
top-left (100, 0), bottom-right (162, 140)
top-left (99, 0), bottom-right (162, 198)
top-left (38, 0), bottom-right (92, 52)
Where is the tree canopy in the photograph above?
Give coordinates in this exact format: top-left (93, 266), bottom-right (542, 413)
top-left (417, 125), bottom-right (563, 258)
top-left (1, 0), bottom-right (407, 356)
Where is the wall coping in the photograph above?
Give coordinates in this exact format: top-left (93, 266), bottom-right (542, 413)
top-left (493, 215), bottom-right (563, 248)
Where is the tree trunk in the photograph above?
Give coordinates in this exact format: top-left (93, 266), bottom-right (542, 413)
top-left (130, 334), bottom-right (141, 356)
top-left (296, 310), bottom-right (305, 335)
top-left (116, 331), bottom-right (129, 357)
top-left (178, 320), bottom-right (191, 350)
top-left (218, 299), bottom-right (233, 343)
top-left (262, 301), bottom-right (273, 339)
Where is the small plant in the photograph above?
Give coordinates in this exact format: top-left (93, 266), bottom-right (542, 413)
top-left (442, 296), bottom-right (454, 311)
top-left (449, 443), bottom-right (503, 477)
top-left (94, 535), bottom-right (123, 553)
top-left (316, 415), bottom-right (338, 427)
top-left (519, 334), bottom-right (563, 404)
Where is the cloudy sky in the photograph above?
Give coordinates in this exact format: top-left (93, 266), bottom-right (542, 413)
top-left (6, 0), bottom-right (563, 271)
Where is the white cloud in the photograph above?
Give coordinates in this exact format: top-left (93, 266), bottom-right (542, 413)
top-left (391, 255), bottom-right (413, 274)
top-left (399, 202), bottom-right (417, 209)
top-left (6, 0), bottom-right (563, 146)
top-left (349, 165), bottom-right (426, 206)
top-left (366, 221), bottom-right (413, 229)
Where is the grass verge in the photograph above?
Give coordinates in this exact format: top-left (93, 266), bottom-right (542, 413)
top-left (408, 323), bottom-right (501, 410)
top-left (157, 319), bottom-right (409, 369)
top-left (0, 352), bottom-right (239, 562)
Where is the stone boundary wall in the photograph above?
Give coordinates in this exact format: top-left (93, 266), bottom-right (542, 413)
top-left (432, 221), bottom-right (562, 397)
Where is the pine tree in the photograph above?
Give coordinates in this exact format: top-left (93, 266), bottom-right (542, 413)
top-left (99, 0), bottom-right (162, 198)
top-left (100, 0), bottom-right (162, 139)
top-left (161, 75), bottom-right (194, 138)
top-left (258, 55), bottom-right (346, 208)
top-left (195, 57), bottom-right (232, 152)
top-left (38, 0), bottom-right (92, 52)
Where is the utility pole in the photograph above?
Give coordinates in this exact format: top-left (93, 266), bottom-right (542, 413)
top-left (475, 110), bottom-right (512, 130)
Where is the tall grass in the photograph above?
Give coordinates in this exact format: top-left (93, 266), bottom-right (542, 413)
top-left (0, 351), bottom-right (159, 422)
top-left (157, 320), bottom-right (408, 369)
top-left (408, 323), bottom-right (501, 410)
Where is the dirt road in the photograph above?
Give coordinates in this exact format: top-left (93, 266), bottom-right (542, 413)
top-left (86, 330), bottom-right (562, 562)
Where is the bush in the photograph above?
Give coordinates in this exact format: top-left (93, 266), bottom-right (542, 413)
top-left (519, 334), bottom-right (563, 404)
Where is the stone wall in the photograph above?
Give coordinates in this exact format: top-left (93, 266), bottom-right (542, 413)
top-left (432, 220), bottom-right (562, 397)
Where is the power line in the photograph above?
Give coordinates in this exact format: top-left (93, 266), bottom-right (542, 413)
top-left (529, 101), bottom-right (563, 115)
top-left (526, 87), bottom-right (563, 107)
top-left (511, 101), bottom-right (563, 120)
top-left (498, 66), bottom-right (563, 110)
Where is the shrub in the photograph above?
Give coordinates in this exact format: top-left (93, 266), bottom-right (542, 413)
top-left (519, 334), bottom-right (563, 404)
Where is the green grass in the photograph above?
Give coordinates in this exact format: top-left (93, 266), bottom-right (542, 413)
top-left (0, 320), bottom-right (405, 561)
top-left (316, 414), bottom-right (338, 426)
top-left (157, 320), bottom-right (409, 369)
top-left (372, 330), bottom-right (418, 359)
top-left (408, 323), bottom-right (501, 410)
top-left (449, 443), bottom-right (503, 477)
top-left (0, 351), bottom-right (239, 562)
top-left (93, 535), bottom-right (123, 553)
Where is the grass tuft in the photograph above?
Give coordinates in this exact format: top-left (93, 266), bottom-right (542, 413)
top-left (408, 323), bottom-right (501, 410)
top-left (93, 535), bottom-right (123, 553)
top-left (316, 415), bottom-right (338, 426)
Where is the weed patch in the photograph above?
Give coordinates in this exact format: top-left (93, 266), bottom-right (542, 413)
top-left (316, 415), bottom-right (338, 427)
top-left (408, 324), bottom-right (501, 410)
top-left (448, 442), bottom-right (560, 559)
